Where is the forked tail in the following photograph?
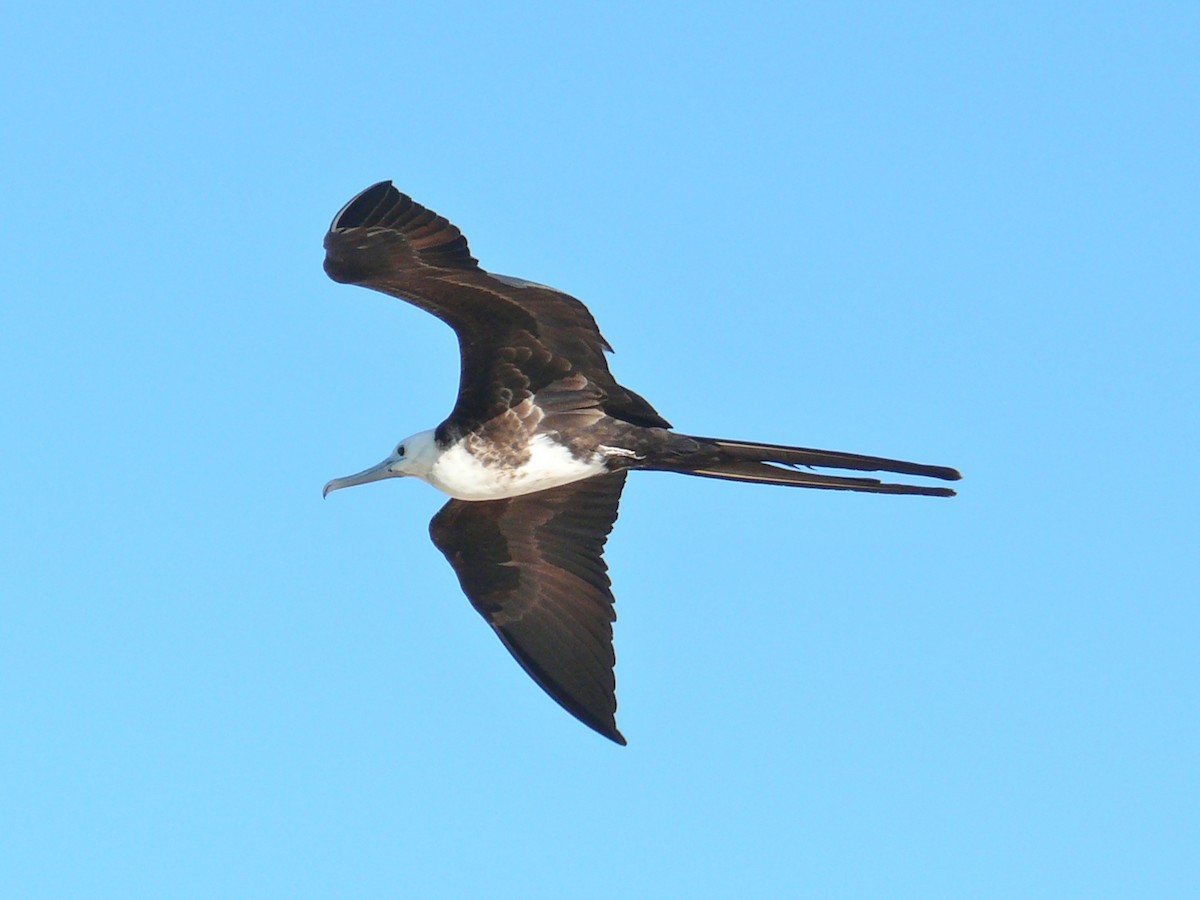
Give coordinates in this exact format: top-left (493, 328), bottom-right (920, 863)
top-left (666, 435), bottom-right (961, 497)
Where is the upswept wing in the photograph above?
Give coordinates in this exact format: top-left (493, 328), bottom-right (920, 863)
top-left (323, 182), bottom-right (669, 432)
top-left (428, 472), bottom-right (629, 744)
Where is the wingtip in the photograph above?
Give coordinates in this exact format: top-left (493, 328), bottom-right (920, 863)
top-left (328, 180), bottom-right (398, 232)
top-left (569, 709), bottom-right (627, 745)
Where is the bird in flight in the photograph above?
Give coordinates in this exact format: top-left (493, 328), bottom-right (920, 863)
top-left (322, 182), bottom-right (960, 744)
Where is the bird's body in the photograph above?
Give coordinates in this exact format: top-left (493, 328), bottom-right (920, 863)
top-left (322, 182), bottom-right (960, 744)
top-left (399, 427), bottom-right (607, 501)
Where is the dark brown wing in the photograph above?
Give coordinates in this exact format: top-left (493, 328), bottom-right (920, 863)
top-left (428, 472), bottom-right (629, 744)
top-left (324, 182), bottom-right (670, 432)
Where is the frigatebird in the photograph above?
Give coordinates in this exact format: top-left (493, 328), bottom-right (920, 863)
top-left (322, 181), bottom-right (960, 745)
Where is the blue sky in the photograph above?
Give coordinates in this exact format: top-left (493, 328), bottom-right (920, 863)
top-left (3, 2), bottom-right (1197, 897)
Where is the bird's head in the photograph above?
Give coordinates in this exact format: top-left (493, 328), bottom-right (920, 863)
top-left (323, 429), bottom-right (438, 497)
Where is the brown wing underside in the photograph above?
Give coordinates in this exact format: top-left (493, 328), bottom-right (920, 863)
top-left (428, 472), bottom-right (629, 744)
top-left (323, 181), bottom-right (670, 432)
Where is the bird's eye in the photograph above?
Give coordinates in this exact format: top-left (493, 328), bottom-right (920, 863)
top-left (397, 444), bottom-right (406, 457)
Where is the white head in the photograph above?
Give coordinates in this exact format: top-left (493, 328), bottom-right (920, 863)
top-left (323, 429), bottom-right (440, 497)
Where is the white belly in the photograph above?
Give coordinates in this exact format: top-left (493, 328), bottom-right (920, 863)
top-left (426, 434), bottom-right (607, 500)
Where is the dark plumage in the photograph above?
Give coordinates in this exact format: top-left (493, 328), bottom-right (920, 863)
top-left (430, 473), bottom-right (628, 744)
top-left (322, 181), bottom-right (960, 743)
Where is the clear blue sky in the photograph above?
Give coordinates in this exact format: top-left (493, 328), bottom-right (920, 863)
top-left (3, 3), bottom-right (1197, 897)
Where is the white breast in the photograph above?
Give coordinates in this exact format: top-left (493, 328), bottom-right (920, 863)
top-left (426, 434), bottom-right (607, 500)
